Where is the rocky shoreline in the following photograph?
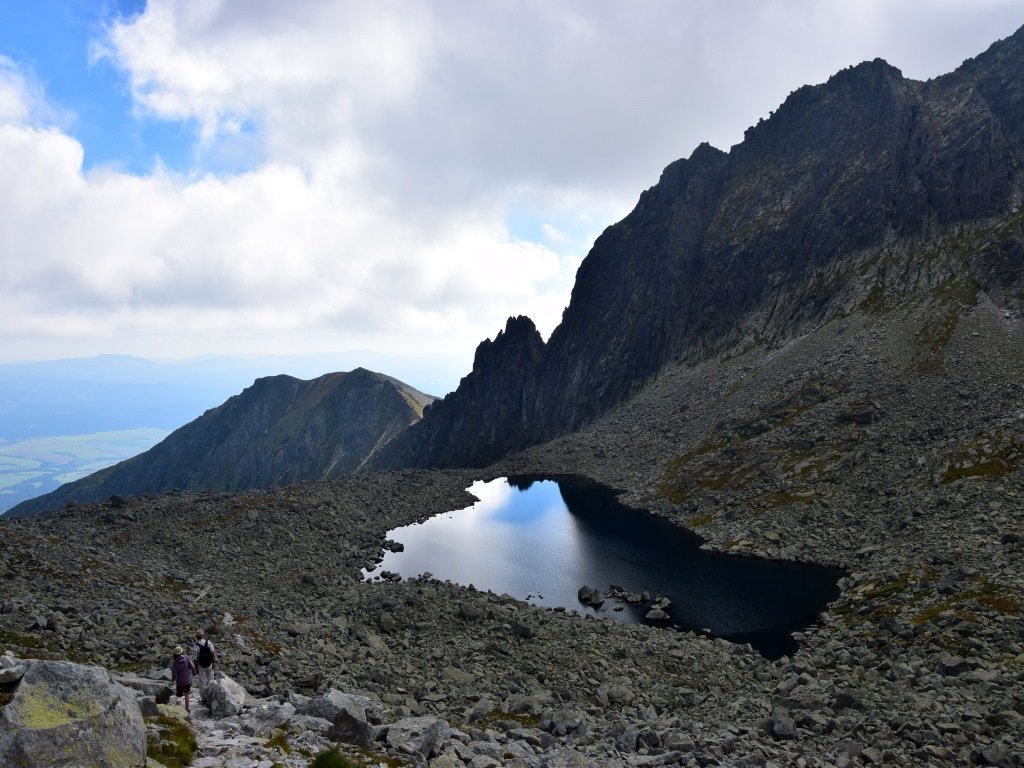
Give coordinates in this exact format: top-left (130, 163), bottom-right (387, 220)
top-left (2, 303), bottom-right (1023, 767)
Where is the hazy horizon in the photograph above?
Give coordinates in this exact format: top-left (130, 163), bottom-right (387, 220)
top-left (0, 348), bottom-right (466, 514)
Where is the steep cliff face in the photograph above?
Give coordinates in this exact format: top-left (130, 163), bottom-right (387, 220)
top-left (377, 25), bottom-right (1024, 469)
top-left (9, 368), bottom-right (432, 516)
top-left (380, 315), bottom-right (545, 469)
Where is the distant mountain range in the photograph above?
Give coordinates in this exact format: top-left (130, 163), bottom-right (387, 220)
top-left (0, 352), bottom-right (459, 443)
top-left (8, 368), bottom-right (432, 515)
top-left (10, 24), bottom-right (1024, 516)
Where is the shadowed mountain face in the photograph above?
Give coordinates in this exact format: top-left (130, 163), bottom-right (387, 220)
top-left (8, 368), bottom-right (432, 516)
top-left (376, 26), bottom-right (1024, 470)
top-left (11, 27), bottom-right (1024, 505)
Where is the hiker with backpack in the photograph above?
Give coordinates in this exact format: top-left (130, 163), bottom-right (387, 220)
top-left (170, 645), bottom-right (197, 713)
top-left (192, 629), bottom-right (218, 692)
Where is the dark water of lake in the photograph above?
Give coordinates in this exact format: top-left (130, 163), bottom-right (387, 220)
top-left (365, 476), bottom-right (844, 658)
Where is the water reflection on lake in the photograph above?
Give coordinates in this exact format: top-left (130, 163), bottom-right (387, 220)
top-left (366, 476), bottom-right (844, 658)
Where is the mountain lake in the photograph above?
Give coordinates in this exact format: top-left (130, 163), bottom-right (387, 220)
top-left (365, 476), bottom-right (845, 658)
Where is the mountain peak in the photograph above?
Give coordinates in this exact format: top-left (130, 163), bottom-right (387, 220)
top-left (9, 367), bottom-right (434, 515)
top-left (375, 24), bottom-right (1024, 470)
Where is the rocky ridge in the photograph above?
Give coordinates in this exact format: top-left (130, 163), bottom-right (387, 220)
top-left (2, 23), bottom-right (1024, 768)
top-left (376, 24), bottom-right (1024, 471)
top-left (1, 286), bottom-right (1022, 764)
top-left (9, 367), bottom-right (433, 517)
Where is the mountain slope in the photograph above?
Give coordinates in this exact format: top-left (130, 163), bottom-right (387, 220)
top-left (376, 25), bottom-right (1024, 470)
top-left (8, 367), bottom-right (433, 516)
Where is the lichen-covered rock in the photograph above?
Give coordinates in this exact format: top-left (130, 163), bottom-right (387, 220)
top-left (0, 658), bottom-right (145, 768)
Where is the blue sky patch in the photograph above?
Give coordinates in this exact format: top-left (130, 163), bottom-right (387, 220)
top-left (0, 0), bottom-right (195, 174)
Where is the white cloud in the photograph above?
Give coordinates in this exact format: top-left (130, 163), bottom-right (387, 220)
top-left (0, 59), bottom-right (29, 124)
top-left (2, 0), bottom-right (1023, 391)
top-left (0, 57), bottom-right (579, 378)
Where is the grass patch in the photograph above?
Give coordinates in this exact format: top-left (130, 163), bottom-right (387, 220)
top-left (754, 489), bottom-right (815, 509)
top-left (658, 377), bottom-right (841, 503)
top-left (830, 572), bottom-right (911, 627)
top-left (979, 594), bottom-right (1021, 614)
top-left (146, 713), bottom-right (197, 768)
top-left (913, 578), bottom-right (1018, 625)
top-left (918, 276), bottom-right (979, 349)
top-left (860, 573), bottom-right (910, 602)
top-left (911, 275), bottom-right (981, 375)
top-left (266, 728), bottom-right (291, 754)
top-left (0, 629), bottom-right (43, 650)
top-left (111, 659), bottom-right (148, 673)
top-left (688, 513), bottom-right (714, 527)
top-left (659, 450), bottom-right (760, 504)
top-left (913, 597), bottom-right (960, 625)
top-left (0, 690), bottom-right (13, 710)
top-left (310, 747), bottom-right (366, 768)
top-left (480, 708), bottom-right (542, 729)
top-left (940, 431), bottom-right (1022, 484)
top-left (859, 282), bottom-right (890, 315)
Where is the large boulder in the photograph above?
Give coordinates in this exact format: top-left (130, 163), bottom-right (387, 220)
top-left (329, 709), bottom-right (377, 750)
top-left (205, 673), bottom-right (247, 718)
top-left (0, 657), bottom-right (146, 767)
top-left (243, 697), bottom-right (297, 736)
top-left (303, 687), bottom-right (371, 722)
top-left (0, 655), bottom-right (26, 685)
top-left (113, 671), bottom-right (174, 703)
top-left (385, 715), bottom-right (451, 759)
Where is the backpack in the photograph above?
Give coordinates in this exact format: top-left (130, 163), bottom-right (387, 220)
top-left (197, 639), bottom-right (214, 667)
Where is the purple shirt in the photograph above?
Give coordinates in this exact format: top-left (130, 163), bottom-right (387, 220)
top-left (171, 653), bottom-right (196, 685)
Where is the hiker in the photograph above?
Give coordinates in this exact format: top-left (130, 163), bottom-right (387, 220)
top-left (192, 628), bottom-right (218, 691)
top-left (170, 645), bottom-right (197, 712)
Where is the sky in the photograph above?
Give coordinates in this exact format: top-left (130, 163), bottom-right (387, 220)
top-left (1, 1), bottom-right (1022, 394)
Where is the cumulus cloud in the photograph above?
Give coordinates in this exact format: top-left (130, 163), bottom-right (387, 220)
top-left (0, 31), bottom-right (581, 375)
top-left (2, 0), bottom-right (1023, 387)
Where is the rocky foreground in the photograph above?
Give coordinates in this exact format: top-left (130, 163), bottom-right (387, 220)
top-left (2, 300), bottom-right (1024, 767)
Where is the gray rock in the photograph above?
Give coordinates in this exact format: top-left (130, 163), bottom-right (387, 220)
top-left (616, 724), bottom-right (640, 751)
top-left (113, 671), bottom-right (173, 700)
top-left (832, 689), bottom-right (865, 711)
top-left (457, 603), bottom-right (485, 621)
top-left (386, 715), bottom-right (451, 758)
top-left (0, 663), bottom-right (25, 685)
top-left (304, 687), bottom-right (371, 722)
top-left (974, 745), bottom-right (1019, 767)
top-left (138, 695), bottom-right (160, 717)
top-left (770, 708), bottom-right (798, 740)
top-left (577, 586), bottom-right (605, 608)
top-left (206, 673), bottom-right (247, 718)
top-left (540, 709), bottom-right (587, 738)
top-left (329, 708), bottom-right (377, 750)
top-left (468, 697), bottom-right (495, 722)
top-left (243, 699), bottom-right (296, 735)
top-left (607, 684), bottom-right (634, 705)
top-left (0, 658), bottom-right (145, 768)
top-left (937, 655), bottom-right (974, 676)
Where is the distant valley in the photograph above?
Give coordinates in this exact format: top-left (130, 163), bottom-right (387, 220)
top-left (0, 428), bottom-right (169, 513)
top-left (2, 25), bottom-right (1023, 766)
top-left (7, 367), bottom-right (434, 516)
top-left (0, 352), bottom-right (453, 514)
